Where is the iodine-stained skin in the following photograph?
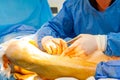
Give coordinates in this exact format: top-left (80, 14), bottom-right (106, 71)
top-left (5, 39), bottom-right (120, 80)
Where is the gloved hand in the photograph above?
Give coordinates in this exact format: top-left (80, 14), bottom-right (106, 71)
top-left (41, 36), bottom-right (67, 55)
top-left (62, 34), bottom-right (107, 56)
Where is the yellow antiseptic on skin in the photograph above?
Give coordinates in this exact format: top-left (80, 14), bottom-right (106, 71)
top-left (5, 39), bottom-right (120, 80)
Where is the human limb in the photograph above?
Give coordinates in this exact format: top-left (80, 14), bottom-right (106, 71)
top-left (5, 38), bottom-right (120, 80)
top-left (62, 34), bottom-right (107, 56)
top-left (34, 0), bottom-right (74, 51)
top-left (41, 36), bottom-right (67, 54)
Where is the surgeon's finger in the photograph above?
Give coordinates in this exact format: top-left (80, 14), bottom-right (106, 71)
top-left (66, 42), bottom-right (78, 53)
top-left (73, 50), bottom-right (85, 57)
top-left (62, 49), bottom-right (75, 56)
top-left (52, 39), bottom-right (61, 54)
top-left (62, 47), bottom-right (85, 57)
top-left (61, 45), bottom-right (77, 56)
top-left (52, 38), bottom-right (67, 55)
top-left (60, 39), bottom-right (68, 53)
top-left (50, 42), bottom-right (58, 55)
top-left (44, 44), bottom-right (53, 54)
top-left (61, 41), bottom-right (81, 56)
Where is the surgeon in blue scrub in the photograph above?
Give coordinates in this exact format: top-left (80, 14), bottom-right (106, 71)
top-left (35, 0), bottom-right (120, 57)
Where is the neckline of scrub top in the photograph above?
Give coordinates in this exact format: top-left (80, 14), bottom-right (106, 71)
top-left (87, 0), bottom-right (118, 13)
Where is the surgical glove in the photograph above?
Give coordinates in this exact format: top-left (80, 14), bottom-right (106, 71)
top-left (41, 36), bottom-right (67, 55)
top-left (62, 34), bottom-right (107, 56)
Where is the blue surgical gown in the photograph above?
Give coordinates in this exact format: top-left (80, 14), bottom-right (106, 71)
top-left (36, 0), bottom-right (120, 56)
top-left (0, 0), bottom-right (52, 29)
top-left (0, 0), bottom-right (52, 79)
top-left (0, 0), bottom-right (53, 43)
top-left (95, 60), bottom-right (120, 79)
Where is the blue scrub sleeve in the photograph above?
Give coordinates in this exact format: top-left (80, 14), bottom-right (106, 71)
top-left (95, 60), bottom-right (120, 79)
top-left (104, 32), bottom-right (120, 56)
top-left (35, 0), bottom-right (74, 49)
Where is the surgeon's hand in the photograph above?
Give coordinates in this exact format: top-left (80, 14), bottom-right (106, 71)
top-left (41, 36), bottom-right (67, 55)
top-left (62, 34), bottom-right (106, 56)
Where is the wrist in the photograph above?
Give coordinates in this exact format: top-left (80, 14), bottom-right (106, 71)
top-left (95, 35), bottom-right (107, 51)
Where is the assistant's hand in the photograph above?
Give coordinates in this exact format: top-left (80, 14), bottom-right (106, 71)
top-left (41, 36), bottom-right (67, 55)
top-left (62, 34), bottom-right (107, 56)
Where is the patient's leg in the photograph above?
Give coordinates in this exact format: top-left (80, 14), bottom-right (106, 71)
top-left (5, 40), bottom-right (120, 80)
